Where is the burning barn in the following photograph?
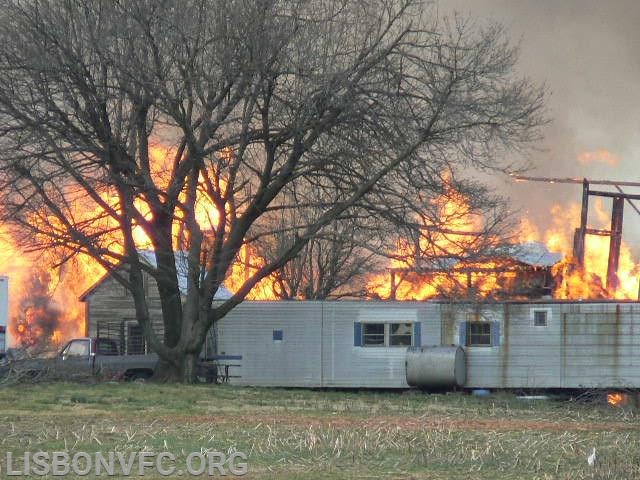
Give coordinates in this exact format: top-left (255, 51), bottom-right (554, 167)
top-left (383, 241), bottom-right (562, 301)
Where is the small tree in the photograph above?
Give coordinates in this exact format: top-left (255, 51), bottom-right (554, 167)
top-left (0, 0), bottom-right (545, 381)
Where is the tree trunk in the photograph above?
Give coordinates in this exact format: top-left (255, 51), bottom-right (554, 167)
top-left (152, 355), bottom-right (182, 383)
top-left (152, 352), bottom-right (200, 383)
top-left (181, 352), bottom-right (199, 384)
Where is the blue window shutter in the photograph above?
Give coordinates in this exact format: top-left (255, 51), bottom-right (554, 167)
top-left (492, 321), bottom-right (501, 346)
top-left (458, 322), bottom-right (467, 346)
top-left (273, 329), bottom-right (283, 341)
top-left (413, 323), bottom-right (421, 347)
top-left (354, 322), bottom-right (362, 346)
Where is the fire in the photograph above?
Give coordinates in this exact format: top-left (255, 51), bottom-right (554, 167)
top-left (0, 142), bottom-right (278, 350)
top-left (367, 176), bottom-right (640, 301)
top-left (3, 135), bottom-right (639, 351)
top-left (577, 149), bottom-right (619, 167)
top-left (0, 224), bottom-right (101, 351)
top-left (520, 200), bottom-right (640, 300)
top-left (223, 245), bottom-right (279, 300)
top-left (607, 392), bottom-right (628, 407)
top-left (366, 180), bottom-right (511, 300)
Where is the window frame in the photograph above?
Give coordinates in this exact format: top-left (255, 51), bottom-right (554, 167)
top-left (460, 320), bottom-right (500, 348)
top-left (361, 322), bottom-right (414, 348)
top-left (466, 322), bottom-right (492, 347)
top-left (531, 308), bottom-right (551, 328)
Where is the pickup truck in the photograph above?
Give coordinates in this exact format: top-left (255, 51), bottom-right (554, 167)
top-left (1, 337), bottom-right (158, 381)
top-left (59, 337), bottom-right (158, 380)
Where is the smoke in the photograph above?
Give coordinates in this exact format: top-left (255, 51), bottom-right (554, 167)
top-left (437, 0), bottom-right (640, 250)
top-left (14, 269), bottom-right (64, 353)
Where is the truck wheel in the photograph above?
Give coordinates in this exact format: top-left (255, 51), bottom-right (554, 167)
top-left (126, 370), bottom-right (152, 382)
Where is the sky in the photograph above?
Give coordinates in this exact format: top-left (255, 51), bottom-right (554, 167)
top-left (437, 0), bottom-right (640, 248)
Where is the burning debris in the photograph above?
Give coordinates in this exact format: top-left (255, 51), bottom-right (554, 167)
top-left (370, 242), bottom-right (561, 301)
top-left (368, 177), bottom-right (640, 301)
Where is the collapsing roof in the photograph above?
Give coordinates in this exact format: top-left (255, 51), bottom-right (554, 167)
top-left (385, 242), bottom-right (564, 300)
top-left (498, 242), bottom-right (563, 268)
top-left (394, 241), bottom-right (563, 273)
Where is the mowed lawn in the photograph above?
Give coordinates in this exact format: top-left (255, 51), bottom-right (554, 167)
top-left (0, 383), bottom-right (639, 479)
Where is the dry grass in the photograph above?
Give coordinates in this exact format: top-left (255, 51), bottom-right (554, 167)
top-left (0, 384), bottom-right (638, 478)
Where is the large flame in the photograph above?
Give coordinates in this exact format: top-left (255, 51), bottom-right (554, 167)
top-left (3, 139), bottom-right (640, 351)
top-left (366, 181), bottom-right (513, 300)
top-left (1, 143), bottom-right (280, 350)
top-left (0, 225), bottom-right (103, 351)
top-left (367, 185), bottom-right (640, 300)
top-left (520, 200), bottom-right (640, 300)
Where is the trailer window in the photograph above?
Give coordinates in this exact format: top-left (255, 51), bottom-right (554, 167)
top-left (361, 323), bottom-right (413, 347)
top-left (466, 323), bottom-right (491, 347)
top-left (533, 310), bottom-right (548, 327)
top-left (362, 323), bottom-right (385, 346)
top-left (389, 323), bottom-right (413, 346)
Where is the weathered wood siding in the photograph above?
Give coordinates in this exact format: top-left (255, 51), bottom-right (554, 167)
top-left (84, 274), bottom-right (165, 345)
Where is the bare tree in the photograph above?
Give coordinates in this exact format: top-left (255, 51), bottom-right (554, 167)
top-left (253, 195), bottom-right (386, 299)
top-left (0, 0), bottom-right (545, 381)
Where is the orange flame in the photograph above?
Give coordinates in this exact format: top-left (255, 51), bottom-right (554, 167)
top-left (520, 200), bottom-right (640, 300)
top-left (577, 149), bottom-right (619, 167)
top-left (1, 142), bottom-right (278, 349)
top-left (607, 392), bottom-right (628, 407)
top-left (366, 180), bottom-right (512, 300)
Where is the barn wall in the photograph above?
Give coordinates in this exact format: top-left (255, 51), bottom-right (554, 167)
top-left (84, 273), bottom-right (165, 347)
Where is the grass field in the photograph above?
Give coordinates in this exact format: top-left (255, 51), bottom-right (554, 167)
top-left (0, 383), bottom-right (638, 479)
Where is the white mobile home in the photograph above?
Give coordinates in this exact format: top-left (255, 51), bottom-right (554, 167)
top-left (215, 300), bottom-right (640, 389)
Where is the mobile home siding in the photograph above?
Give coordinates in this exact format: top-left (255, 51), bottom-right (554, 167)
top-left (217, 301), bottom-right (437, 388)
top-left (216, 300), bottom-right (640, 389)
top-left (216, 302), bottom-right (323, 387)
top-left (437, 301), bottom-right (640, 389)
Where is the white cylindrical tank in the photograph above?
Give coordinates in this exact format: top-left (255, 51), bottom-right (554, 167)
top-left (406, 346), bottom-right (466, 388)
